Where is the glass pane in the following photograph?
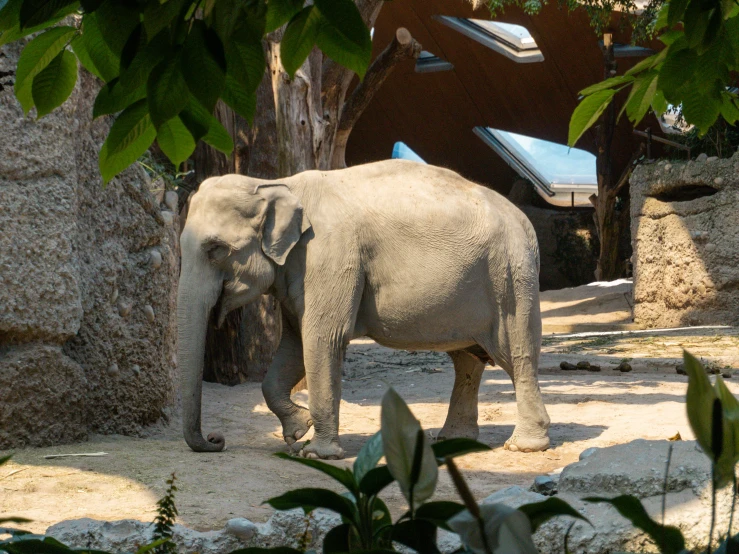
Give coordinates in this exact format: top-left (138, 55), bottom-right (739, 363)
top-left (494, 130), bottom-right (596, 186)
top-left (471, 20), bottom-right (538, 50)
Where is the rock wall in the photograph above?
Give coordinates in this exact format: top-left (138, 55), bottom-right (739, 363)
top-left (518, 206), bottom-right (597, 291)
top-left (0, 41), bottom-right (179, 448)
top-left (630, 153), bottom-right (739, 328)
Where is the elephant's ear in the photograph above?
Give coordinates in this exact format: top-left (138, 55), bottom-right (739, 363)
top-left (256, 184), bottom-right (311, 265)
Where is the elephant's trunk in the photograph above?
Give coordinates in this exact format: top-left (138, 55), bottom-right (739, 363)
top-left (177, 261), bottom-right (225, 453)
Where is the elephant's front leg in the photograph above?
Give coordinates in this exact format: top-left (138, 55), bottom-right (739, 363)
top-left (299, 334), bottom-right (346, 460)
top-left (262, 317), bottom-right (312, 446)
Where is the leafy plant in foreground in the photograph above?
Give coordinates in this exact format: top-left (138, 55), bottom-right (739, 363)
top-left (0, 0), bottom-right (372, 182)
top-left (569, 0), bottom-right (739, 146)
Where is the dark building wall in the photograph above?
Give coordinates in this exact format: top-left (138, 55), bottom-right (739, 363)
top-left (346, 0), bottom-right (659, 196)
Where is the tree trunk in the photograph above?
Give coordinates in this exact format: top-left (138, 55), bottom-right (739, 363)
top-left (195, 99), bottom-right (282, 385)
top-left (593, 42), bottom-right (625, 282)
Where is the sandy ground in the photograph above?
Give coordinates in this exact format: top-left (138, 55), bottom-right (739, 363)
top-left (3, 281), bottom-right (739, 534)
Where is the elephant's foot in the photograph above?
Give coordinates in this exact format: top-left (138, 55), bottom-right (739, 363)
top-left (503, 432), bottom-right (550, 453)
top-left (437, 422), bottom-right (479, 442)
top-left (299, 439), bottom-right (345, 460)
top-left (280, 407), bottom-right (314, 446)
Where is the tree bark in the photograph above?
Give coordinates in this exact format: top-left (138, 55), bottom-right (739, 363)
top-left (332, 28), bottom-right (421, 168)
top-left (594, 42), bottom-right (624, 282)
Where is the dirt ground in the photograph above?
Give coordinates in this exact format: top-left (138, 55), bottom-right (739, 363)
top-left (3, 280), bottom-right (739, 534)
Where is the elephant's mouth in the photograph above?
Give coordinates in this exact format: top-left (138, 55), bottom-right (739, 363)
top-left (215, 280), bottom-right (257, 328)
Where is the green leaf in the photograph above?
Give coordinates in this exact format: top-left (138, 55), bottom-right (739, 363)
top-left (568, 89), bottom-right (615, 147)
top-left (147, 56), bottom-right (189, 128)
top-left (14, 25), bottom-right (76, 114)
top-left (683, 0), bottom-right (713, 49)
top-left (668, 0), bottom-right (690, 27)
top-left (380, 387), bottom-right (438, 506)
top-left (182, 20), bottom-right (226, 111)
top-left (322, 522), bottom-right (352, 554)
top-left (354, 431), bottom-right (383, 484)
top-left (266, 0), bottom-right (303, 32)
top-left (0, 536), bottom-right (75, 554)
top-left (681, 83), bottom-right (721, 134)
top-left (19, 0), bottom-right (76, 29)
top-left (93, 0), bottom-right (139, 56)
top-left (392, 520), bottom-right (441, 554)
top-left (358, 465), bottom-right (394, 497)
top-left (71, 13), bottom-right (119, 81)
top-left (280, 5), bottom-right (321, 77)
top-left (274, 452), bottom-right (358, 496)
top-left (431, 438), bottom-right (491, 461)
top-left (713, 375), bottom-right (739, 486)
top-left (625, 49), bottom-right (667, 77)
top-left (684, 351), bottom-right (718, 458)
top-left (625, 71), bottom-right (659, 124)
top-left (225, 35), bottom-right (265, 95)
top-left (143, 0), bottom-right (186, 40)
top-left (584, 496), bottom-right (685, 554)
top-left (314, 0), bottom-right (371, 78)
top-left (119, 22), bottom-right (143, 71)
top-left (221, 75), bottom-right (257, 123)
top-left (658, 48), bottom-right (697, 103)
top-left (0, 0), bottom-right (21, 31)
top-left (133, 538), bottom-right (170, 554)
top-left (579, 74), bottom-right (634, 96)
top-left (652, 88), bottom-right (668, 116)
top-left (314, 0), bottom-right (370, 58)
top-left (93, 78), bottom-right (146, 119)
top-left (654, 3), bottom-right (669, 30)
top-left (0, 454), bottom-right (11, 465)
top-left (202, 113), bottom-right (235, 155)
top-left (518, 497), bottom-right (590, 533)
top-left (99, 99), bottom-right (157, 183)
top-left (414, 501), bottom-right (466, 531)
top-left (31, 48), bottom-right (77, 117)
top-left (719, 92), bottom-right (739, 124)
top-left (267, 488), bottom-right (358, 523)
top-left (118, 29), bottom-right (170, 94)
top-left (156, 116), bottom-right (196, 167)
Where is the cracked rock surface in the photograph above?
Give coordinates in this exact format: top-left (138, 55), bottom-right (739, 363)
top-left (0, 38), bottom-right (179, 448)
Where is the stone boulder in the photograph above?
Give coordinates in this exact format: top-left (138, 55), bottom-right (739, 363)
top-left (0, 39), bottom-right (178, 448)
top-left (630, 154), bottom-right (739, 327)
top-left (47, 509), bottom-right (343, 553)
top-left (490, 440), bottom-right (727, 554)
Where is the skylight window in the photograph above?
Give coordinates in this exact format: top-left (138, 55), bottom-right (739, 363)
top-left (474, 127), bottom-right (597, 207)
top-left (392, 142), bottom-right (427, 164)
top-left (415, 51), bottom-right (454, 73)
top-left (434, 16), bottom-right (544, 63)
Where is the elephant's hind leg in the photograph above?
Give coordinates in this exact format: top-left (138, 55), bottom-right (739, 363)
top-left (438, 350), bottom-right (486, 441)
top-left (480, 311), bottom-right (550, 453)
top-left (262, 318), bottom-right (312, 445)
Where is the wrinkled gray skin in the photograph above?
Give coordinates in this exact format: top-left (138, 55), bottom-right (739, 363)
top-left (178, 160), bottom-right (550, 459)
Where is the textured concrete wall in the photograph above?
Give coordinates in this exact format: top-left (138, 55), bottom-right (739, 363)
top-left (0, 40), bottom-right (179, 448)
top-left (630, 153), bottom-right (739, 328)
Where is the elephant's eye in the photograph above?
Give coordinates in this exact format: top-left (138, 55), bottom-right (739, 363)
top-left (205, 242), bottom-right (231, 264)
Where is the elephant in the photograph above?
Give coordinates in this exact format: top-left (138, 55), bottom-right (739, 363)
top-left (177, 159), bottom-right (551, 459)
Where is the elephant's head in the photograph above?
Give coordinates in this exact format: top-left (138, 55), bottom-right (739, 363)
top-left (177, 175), bottom-right (311, 452)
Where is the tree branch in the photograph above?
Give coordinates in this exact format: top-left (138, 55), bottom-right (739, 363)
top-left (612, 142), bottom-right (645, 196)
top-left (321, 0), bottom-right (384, 104)
top-left (330, 28), bottom-right (421, 168)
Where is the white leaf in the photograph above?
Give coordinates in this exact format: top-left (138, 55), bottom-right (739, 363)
top-left (380, 387), bottom-right (437, 505)
top-left (448, 504), bottom-right (539, 554)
